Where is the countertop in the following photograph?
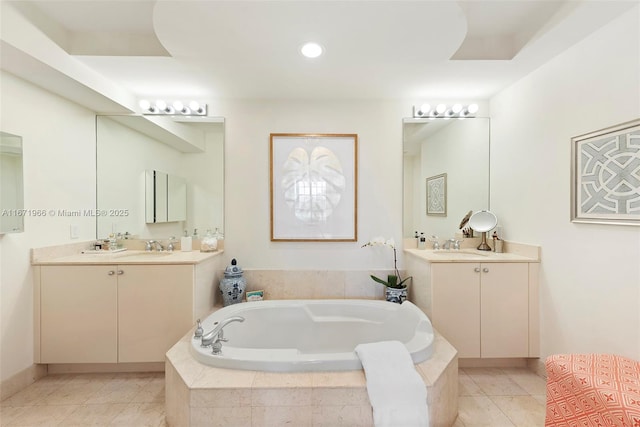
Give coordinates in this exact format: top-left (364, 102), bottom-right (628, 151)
top-left (405, 248), bottom-right (539, 263)
top-left (32, 249), bottom-right (223, 266)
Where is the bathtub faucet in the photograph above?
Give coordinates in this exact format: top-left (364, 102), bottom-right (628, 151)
top-left (201, 316), bottom-right (245, 354)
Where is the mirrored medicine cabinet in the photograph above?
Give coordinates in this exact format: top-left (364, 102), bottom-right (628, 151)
top-left (0, 131), bottom-right (25, 234)
top-left (145, 170), bottom-right (187, 223)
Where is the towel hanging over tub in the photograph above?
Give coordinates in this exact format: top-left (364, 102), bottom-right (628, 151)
top-left (355, 340), bottom-right (429, 427)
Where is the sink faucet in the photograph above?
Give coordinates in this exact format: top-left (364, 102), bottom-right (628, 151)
top-left (145, 240), bottom-right (164, 252)
top-left (201, 316), bottom-right (245, 354)
top-left (442, 239), bottom-right (460, 250)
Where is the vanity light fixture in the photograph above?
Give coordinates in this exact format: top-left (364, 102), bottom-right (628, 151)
top-left (413, 103), bottom-right (479, 119)
top-left (139, 99), bottom-right (208, 116)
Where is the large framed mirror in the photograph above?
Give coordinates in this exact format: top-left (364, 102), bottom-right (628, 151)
top-left (96, 115), bottom-right (224, 240)
top-left (403, 117), bottom-right (490, 241)
top-left (0, 131), bottom-right (24, 233)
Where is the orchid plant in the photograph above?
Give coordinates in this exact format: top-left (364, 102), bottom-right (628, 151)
top-left (362, 236), bottom-right (411, 289)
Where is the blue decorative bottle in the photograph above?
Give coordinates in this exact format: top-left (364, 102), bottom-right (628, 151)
top-left (219, 258), bottom-right (246, 306)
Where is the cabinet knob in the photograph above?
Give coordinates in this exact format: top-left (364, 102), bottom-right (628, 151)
top-left (117, 270), bottom-right (124, 275)
top-left (483, 268), bottom-right (489, 273)
top-left (108, 270), bottom-right (115, 275)
top-left (474, 267), bottom-right (480, 273)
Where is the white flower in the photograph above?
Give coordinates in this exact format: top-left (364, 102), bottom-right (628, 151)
top-left (362, 235), bottom-right (410, 289)
top-left (363, 236), bottom-right (395, 249)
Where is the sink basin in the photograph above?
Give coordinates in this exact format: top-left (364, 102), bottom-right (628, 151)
top-left (430, 250), bottom-right (489, 258)
top-left (116, 251), bottom-right (173, 258)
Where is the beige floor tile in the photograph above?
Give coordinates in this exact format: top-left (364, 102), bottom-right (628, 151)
top-left (462, 368), bottom-right (528, 397)
top-left (490, 395), bottom-right (546, 427)
top-left (457, 396), bottom-right (515, 426)
top-left (40, 381), bottom-right (108, 406)
top-left (0, 406), bottom-right (28, 426)
top-left (501, 368), bottom-right (548, 395)
top-left (2, 404), bottom-right (79, 426)
top-left (131, 377), bottom-right (165, 403)
top-left (458, 371), bottom-right (484, 397)
top-left (83, 378), bottom-right (149, 405)
top-left (532, 394), bottom-right (547, 406)
top-left (57, 403), bottom-right (128, 426)
top-left (109, 402), bottom-right (165, 427)
top-left (1, 383), bottom-right (58, 407)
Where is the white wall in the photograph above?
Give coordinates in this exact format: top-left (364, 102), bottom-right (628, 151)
top-left (214, 99), bottom-right (407, 270)
top-left (0, 71), bottom-right (97, 381)
top-left (490, 7), bottom-right (640, 359)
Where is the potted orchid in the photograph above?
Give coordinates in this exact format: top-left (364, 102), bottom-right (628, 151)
top-left (362, 236), bottom-right (411, 303)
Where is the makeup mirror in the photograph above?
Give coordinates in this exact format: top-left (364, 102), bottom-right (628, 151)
top-left (469, 210), bottom-right (497, 251)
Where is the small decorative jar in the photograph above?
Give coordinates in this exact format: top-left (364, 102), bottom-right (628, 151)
top-left (219, 258), bottom-right (246, 306)
top-left (200, 229), bottom-right (218, 252)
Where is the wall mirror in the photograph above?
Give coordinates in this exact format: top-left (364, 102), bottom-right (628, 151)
top-left (96, 115), bottom-right (224, 240)
top-left (403, 117), bottom-right (490, 241)
top-left (0, 131), bottom-right (25, 234)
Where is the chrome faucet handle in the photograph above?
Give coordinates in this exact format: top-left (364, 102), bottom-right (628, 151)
top-left (167, 237), bottom-right (176, 252)
top-left (453, 240), bottom-right (460, 250)
top-left (194, 319), bottom-right (204, 338)
top-left (145, 240), bottom-right (153, 251)
top-left (432, 241), bottom-right (440, 250)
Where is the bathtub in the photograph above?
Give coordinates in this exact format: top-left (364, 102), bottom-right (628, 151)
top-left (189, 299), bottom-right (434, 372)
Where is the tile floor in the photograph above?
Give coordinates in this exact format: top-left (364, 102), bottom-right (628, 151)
top-left (1, 368), bottom-right (547, 426)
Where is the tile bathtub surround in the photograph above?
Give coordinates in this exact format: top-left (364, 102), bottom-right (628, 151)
top-left (241, 270), bottom-right (389, 301)
top-left (165, 328), bottom-right (459, 427)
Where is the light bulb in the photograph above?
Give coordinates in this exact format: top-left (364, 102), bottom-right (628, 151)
top-left (436, 104), bottom-right (447, 114)
top-left (155, 100), bottom-right (167, 111)
top-left (418, 104), bottom-right (430, 116)
top-left (451, 104), bottom-right (462, 114)
top-left (139, 100), bottom-right (151, 111)
top-left (173, 101), bottom-right (184, 112)
top-left (467, 104), bottom-right (479, 114)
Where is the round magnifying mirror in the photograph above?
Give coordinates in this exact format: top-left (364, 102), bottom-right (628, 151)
top-left (468, 210), bottom-right (497, 251)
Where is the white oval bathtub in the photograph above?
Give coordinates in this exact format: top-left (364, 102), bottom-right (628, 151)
top-left (189, 299), bottom-right (434, 372)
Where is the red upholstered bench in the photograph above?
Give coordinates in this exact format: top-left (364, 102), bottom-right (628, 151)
top-left (545, 354), bottom-right (640, 426)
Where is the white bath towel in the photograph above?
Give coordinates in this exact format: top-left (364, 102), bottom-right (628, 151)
top-left (355, 340), bottom-right (429, 427)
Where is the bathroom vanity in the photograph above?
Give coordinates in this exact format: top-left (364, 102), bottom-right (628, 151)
top-left (32, 247), bottom-right (223, 366)
top-left (405, 242), bottom-right (540, 360)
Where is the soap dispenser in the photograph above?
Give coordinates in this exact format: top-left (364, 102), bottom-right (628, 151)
top-left (181, 230), bottom-right (192, 252)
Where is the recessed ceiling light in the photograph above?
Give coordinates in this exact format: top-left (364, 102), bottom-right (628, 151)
top-left (300, 42), bottom-right (323, 58)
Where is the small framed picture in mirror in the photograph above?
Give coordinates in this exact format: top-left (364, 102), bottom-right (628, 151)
top-left (426, 173), bottom-right (447, 216)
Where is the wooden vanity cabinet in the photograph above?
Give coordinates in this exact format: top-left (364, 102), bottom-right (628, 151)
top-left (431, 262), bottom-right (532, 358)
top-left (39, 264), bottom-right (195, 364)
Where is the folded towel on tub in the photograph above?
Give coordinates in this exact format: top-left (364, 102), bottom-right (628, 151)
top-left (355, 340), bottom-right (429, 427)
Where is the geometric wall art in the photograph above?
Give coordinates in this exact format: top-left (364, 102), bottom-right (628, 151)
top-left (571, 118), bottom-right (640, 225)
top-left (426, 173), bottom-right (447, 216)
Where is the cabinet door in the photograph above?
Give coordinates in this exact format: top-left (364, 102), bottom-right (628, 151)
top-left (480, 263), bottom-right (529, 358)
top-left (117, 265), bottom-right (193, 362)
top-left (431, 263), bottom-right (481, 358)
top-left (40, 265), bottom-right (118, 363)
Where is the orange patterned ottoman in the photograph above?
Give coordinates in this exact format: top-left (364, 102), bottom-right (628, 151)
top-left (545, 354), bottom-right (640, 426)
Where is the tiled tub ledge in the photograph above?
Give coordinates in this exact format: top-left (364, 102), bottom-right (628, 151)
top-left (165, 329), bottom-right (458, 427)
